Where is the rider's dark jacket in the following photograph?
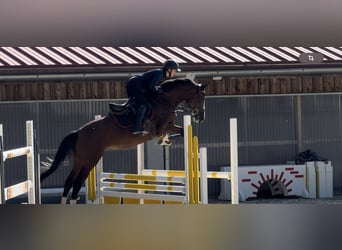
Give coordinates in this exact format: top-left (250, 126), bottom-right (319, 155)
top-left (126, 69), bottom-right (166, 105)
top-left (135, 69), bottom-right (165, 92)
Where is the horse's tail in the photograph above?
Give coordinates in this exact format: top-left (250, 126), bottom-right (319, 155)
top-left (40, 131), bottom-right (79, 182)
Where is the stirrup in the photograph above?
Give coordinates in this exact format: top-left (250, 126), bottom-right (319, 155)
top-left (132, 129), bottom-right (149, 135)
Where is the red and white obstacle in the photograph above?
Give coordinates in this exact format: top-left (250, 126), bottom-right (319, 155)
top-left (0, 121), bottom-right (36, 204)
top-left (219, 160), bottom-right (333, 201)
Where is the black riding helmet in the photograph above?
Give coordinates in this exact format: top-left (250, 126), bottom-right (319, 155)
top-left (163, 59), bottom-right (181, 72)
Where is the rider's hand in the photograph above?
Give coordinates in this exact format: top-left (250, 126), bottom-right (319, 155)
top-left (154, 86), bottom-right (163, 94)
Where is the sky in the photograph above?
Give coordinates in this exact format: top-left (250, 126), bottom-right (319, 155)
top-left (1, 0), bottom-right (341, 46)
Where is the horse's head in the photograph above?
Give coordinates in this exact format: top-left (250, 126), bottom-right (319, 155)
top-left (186, 82), bottom-right (207, 123)
top-left (161, 78), bottom-right (207, 123)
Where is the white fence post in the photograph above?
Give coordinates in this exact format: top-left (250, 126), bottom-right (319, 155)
top-left (230, 118), bottom-right (239, 205)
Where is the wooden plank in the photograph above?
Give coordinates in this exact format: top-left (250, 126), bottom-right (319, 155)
top-left (113, 80), bottom-right (120, 98)
top-left (246, 78), bottom-right (258, 94)
top-left (214, 78), bottom-right (225, 95)
top-left (90, 81), bottom-right (98, 98)
top-left (302, 76), bottom-right (313, 93)
top-left (291, 77), bottom-right (302, 93)
top-left (42, 82), bottom-right (51, 100)
top-left (0, 83), bottom-right (4, 100)
top-left (279, 77), bottom-right (292, 94)
top-left (6, 83), bottom-right (15, 101)
top-left (102, 81), bottom-right (111, 99)
top-left (323, 76), bottom-right (335, 92)
top-left (225, 77), bottom-right (234, 95)
top-left (55, 81), bottom-right (66, 99)
top-left (335, 76), bottom-right (342, 92)
top-left (66, 81), bottom-right (76, 99)
top-left (258, 78), bottom-right (270, 94)
top-left (78, 81), bottom-right (87, 99)
top-left (312, 76), bottom-right (323, 92)
top-left (270, 77), bottom-right (280, 94)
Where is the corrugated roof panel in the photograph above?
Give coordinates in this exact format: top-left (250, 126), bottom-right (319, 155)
top-left (0, 51), bottom-right (21, 66)
top-left (279, 47), bottom-right (302, 57)
top-left (52, 47), bottom-right (88, 64)
top-left (168, 47), bottom-right (203, 63)
top-left (2, 47), bottom-right (38, 65)
top-left (103, 47), bottom-right (138, 64)
top-left (310, 47), bottom-right (342, 60)
top-left (119, 47), bottom-right (155, 63)
top-left (326, 47), bottom-right (342, 57)
top-left (135, 47), bottom-right (167, 63)
top-left (0, 47), bottom-right (341, 69)
top-left (263, 47), bottom-right (297, 62)
top-left (199, 47), bottom-right (234, 62)
top-left (36, 47), bottom-right (72, 65)
top-left (70, 47), bottom-right (106, 64)
top-left (184, 47), bottom-right (219, 63)
top-left (247, 47), bottom-right (281, 62)
top-left (151, 47), bottom-right (187, 63)
top-left (216, 47), bottom-right (250, 62)
top-left (19, 47), bottom-right (55, 65)
top-left (86, 47), bottom-right (122, 64)
top-left (295, 47), bottom-right (314, 53)
top-left (232, 47), bottom-right (266, 62)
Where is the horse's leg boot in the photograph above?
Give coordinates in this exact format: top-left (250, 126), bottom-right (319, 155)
top-left (61, 196), bottom-right (67, 204)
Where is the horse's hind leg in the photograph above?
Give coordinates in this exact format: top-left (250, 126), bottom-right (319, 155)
top-left (61, 167), bottom-right (81, 204)
top-left (69, 166), bottom-right (93, 204)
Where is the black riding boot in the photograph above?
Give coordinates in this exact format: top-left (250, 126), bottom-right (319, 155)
top-left (132, 105), bottom-right (148, 135)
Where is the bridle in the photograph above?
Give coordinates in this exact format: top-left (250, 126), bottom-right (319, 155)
top-left (175, 85), bottom-right (205, 116)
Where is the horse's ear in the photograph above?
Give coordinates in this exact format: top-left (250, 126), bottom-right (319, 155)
top-left (200, 84), bottom-right (208, 91)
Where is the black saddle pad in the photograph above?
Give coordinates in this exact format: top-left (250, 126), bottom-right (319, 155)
top-left (109, 110), bottom-right (135, 128)
top-left (109, 107), bottom-right (153, 129)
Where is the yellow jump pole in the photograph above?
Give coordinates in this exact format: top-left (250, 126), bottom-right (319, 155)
top-left (87, 167), bottom-right (96, 202)
top-left (192, 136), bottom-right (200, 204)
top-left (187, 124), bottom-right (194, 204)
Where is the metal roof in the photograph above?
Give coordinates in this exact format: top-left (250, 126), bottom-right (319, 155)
top-left (0, 47), bottom-right (342, 74)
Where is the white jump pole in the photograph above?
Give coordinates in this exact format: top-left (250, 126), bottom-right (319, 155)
top-left (183, 115), bottom-right (191, 204)
top-left (137, 143), bottom-right (144, 204)
top-left (199, 147), bottom-right (208, 204)
top-left (26, 121), bottom-right (35, 204)
top-left (230, 118), bottom-right (239, 204)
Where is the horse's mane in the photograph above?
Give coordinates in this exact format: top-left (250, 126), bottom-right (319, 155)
top-left (161, 78), bottom-right (200, 92)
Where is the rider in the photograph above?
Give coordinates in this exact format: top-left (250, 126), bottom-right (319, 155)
top-left (126, 59), bottom-right (181, 135)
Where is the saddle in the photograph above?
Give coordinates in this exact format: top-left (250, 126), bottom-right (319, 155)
top-left (109, 98), bottom-right (136, 116)
top-left (108, 99), bottom-right (153, 129)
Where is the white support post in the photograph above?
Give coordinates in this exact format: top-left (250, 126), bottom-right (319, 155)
top-left (96, 156), bottom-right (103, 204)
top-left (137, 143), bottom-right (144, 204)
top-left (230, 118), bottom-right (239, 204)
top-left (0, 124), bottom-right (4, 204)
top-left (137, 143), bottom-right (144, 175)
top-left (26, 121), bottom-right (35, 204)
top-left (199, 147), bottom-right (208, 204)
top-left (183, 115), bottom-right (191, 204)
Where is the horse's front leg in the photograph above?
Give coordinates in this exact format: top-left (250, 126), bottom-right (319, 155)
top-left (157, 124), bottom-right (184, 146)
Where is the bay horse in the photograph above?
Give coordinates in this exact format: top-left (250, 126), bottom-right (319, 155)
top-left (40, 78), bottom-right (207, 204)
